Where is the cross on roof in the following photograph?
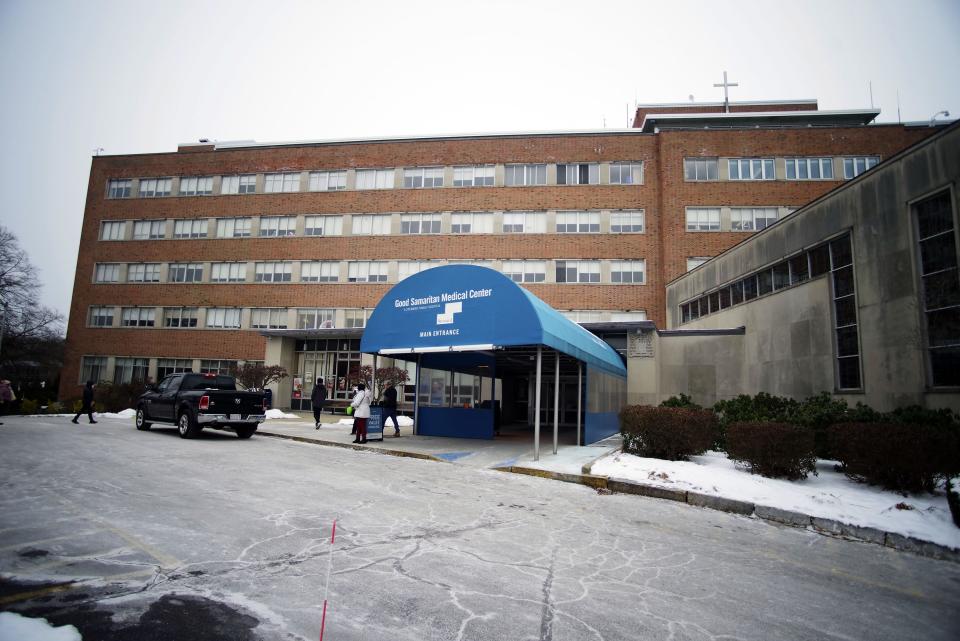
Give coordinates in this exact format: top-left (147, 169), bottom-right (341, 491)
top-left (713, 71), bottom-right (739, 113)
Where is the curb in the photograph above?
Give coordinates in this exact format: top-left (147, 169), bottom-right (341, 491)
top-left (498, 465), bottom-right (960, 564)
top-left (257, 430), bottom-right (445, 463)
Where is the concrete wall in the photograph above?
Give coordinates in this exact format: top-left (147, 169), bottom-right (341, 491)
top-left (666, 124), bottom-right (960, 412)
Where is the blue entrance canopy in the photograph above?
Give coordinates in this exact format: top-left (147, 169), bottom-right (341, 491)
top-left (360, 265), bottom-right (626, 377)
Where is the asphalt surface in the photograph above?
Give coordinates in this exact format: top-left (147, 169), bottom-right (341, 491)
top-left (1, 415), bottom-right (958, 641)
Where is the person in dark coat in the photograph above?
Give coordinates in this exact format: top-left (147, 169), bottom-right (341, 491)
top-left (311, 378), bottom-right (328, 429)
top-left (72, 381), bottom-right (97, 424)
top-left (382, 382), bottom-right (400, 437)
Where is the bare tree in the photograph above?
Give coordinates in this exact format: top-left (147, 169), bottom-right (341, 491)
top-left (228, 363), bottom-right (288, 391)
top-left (0, 226), bottom-right (64, 371)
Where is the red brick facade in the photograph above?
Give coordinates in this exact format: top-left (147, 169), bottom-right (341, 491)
top-left (60, 107), bottom-right (937, 399)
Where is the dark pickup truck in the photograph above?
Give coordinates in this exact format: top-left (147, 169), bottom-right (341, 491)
top-left (135, 373), bottom-right (267, 439)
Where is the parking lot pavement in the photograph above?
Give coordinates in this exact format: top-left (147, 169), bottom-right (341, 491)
top-left (1, 414), bottom-right (959, 641)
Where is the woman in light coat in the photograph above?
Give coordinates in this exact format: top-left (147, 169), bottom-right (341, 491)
top-left (351, 383), bottom-right (372, 443)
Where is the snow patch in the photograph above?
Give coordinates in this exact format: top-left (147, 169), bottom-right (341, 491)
top-left (99, 409), bottom-right (136, 419)
top-left (0, 612), bottom-right (81, 641)
top-left (265, 409), bottom-right (300, 420)
top-left (592, 449), bottom-right (960, 550)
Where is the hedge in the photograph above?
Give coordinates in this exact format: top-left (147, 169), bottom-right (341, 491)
top-left (829, 422), bottom-right (960, 493)
top-left (619, 406), bottom-right (717, 461)
top-left (725, 421), bottom-right (817, 480)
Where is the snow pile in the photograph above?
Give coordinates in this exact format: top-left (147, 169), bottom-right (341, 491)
top-left (336, 415), bottom-right (413, 427)
top-left (0, 612), bottom-right (81, 641)
top-left (265, 409), bottom-right (300, 420)
top-left (99, 409), bottom-right (136, 419)
top-left (592, 450), bottom-right (960, 549)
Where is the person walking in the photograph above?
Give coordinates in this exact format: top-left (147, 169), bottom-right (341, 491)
top-left (72, 381), bottom-right (97, 424)
top-left (382, 382), bottom-right (400, 437)
top-left (0, 379), bottom-right (14, 425)
top-left (311, 378), bottom-right (328, 429)
top-left (350, 383), bottom-right (371, 444)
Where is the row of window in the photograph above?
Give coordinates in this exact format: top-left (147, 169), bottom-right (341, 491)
top-left (92, 259), bottom-right (649, 285)
top-left (685, 207), bottom-right (796, 232)
top-left (98, 210), bottom-right (648, 241)
top-left (87, 305), bottom-right (648, 331)
top-left (105, 161), bottom-right (645, 199)
top-left (683, 156), bottom-right (880, 182)
top-left (81, 356), bottom-right (260, 385)
top-left (679, 233), bottom-right (861, 390)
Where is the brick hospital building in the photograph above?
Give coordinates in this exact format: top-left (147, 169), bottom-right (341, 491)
top-left (61, 98), bottom-right (941, 406)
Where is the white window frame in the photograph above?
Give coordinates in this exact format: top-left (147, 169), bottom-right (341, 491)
top-left (685, 207), bottom-right (721, 232)
top-left (107, 179), bottom-right (131, 199)
top-left (173, 219), bottom-right (208, 239)
top-left (452, 165), bottom-right (494, 187)
top-left (556, 211), bottom-right (600, 233)
top-left (347, 261), bottom-right (388, 282)
top-left (163, 306), bottom-right (199, 328)
top-left (127, 263), bottom-right (161, 283)
top-left (94, 263), bottom-right (120, 283)
top-left (686, 257), bottom-right (711, 272)
top-left (179, 176), bottom-right (213, 196)
top-left (251, 308), bottom-right (288, 329)
top-left (683, 158), bottom-right (718, 181)
top-left (403, 167), bottom-right (444, 189)
top-left (206, 308), bottom-right (242, 329)
top-left (221, 174), bottom-right (256, 194)
top-left (121, 307), bottom-right (156, 327)
top-left (351, 214), bottom-right (391, 235)
top-left (264, 172), bottom-right (301, 193)
top-left (296, 308), bottom-right (336, 329)
top-left (728, 158), bottom-right (775, 181)
top-left (785, 157), bottom-right (834, 180)
top-left (502, 260), bottom-right (546, 283)
top-left (556, 260), bottom-right (601, 284)
top-left (398, 261), bottom-right (440, 281)
top-left (609, 162), bottom-right (644, 185)
top-left (450, 212), bottom-right (493, 234)
top-left (210, 262), bottom-right (247, 283)
top-left (344, 309), bottom-right (368, 328)
top-left (610, 210), bottom-right (645, 233)
top-left (731, 207), bottom-right (778, 232)
top-left (504, 164), bottom-right (547, 186)
top-left (100, 221), bottom-right (126, 241)
top-left (611, 311), bottom-right (647, 321)
top-left (400, 213), bottom-right (441, 234)
top-left (88, 306), bottom-right (114, 327)
top-left (300, 261), bottom-right (339, 282)
top-left (133, 220), bottom-right (165, 240)
top-left (843, 156), bottom-right (880, 179)
top-left (258, 216), bottom-right (296, 237)
top-left (563, 310), bottom-right (603, 323)
top-left (254, 261), bottom-right (292, 282)
top-left (81, 356), bottom-right (107, 383)
top-left (168, 263), bottom-right (203, 283)
top-left (304, 215), bottom-right (343, 237)
top-left (502, 211), bottom-right (546, 233)
top-left (556, 163), bottom-right (599, 185)
top-left (138, 177), bottom-right (172, 198)
top-left (113, 357), bottom-right (150, 384)
top-left (216, 217), bottom-right (252, 238)
top-left (308, 170), bottom-right (347, 192)
top-left (610, 260), bottom-right (646, 284)
top-left (355, 169), bottom-right (395, 190)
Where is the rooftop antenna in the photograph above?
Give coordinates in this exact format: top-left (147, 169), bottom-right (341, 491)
top-left (93, 147), bottom-right (104, 156)
top-left (689, 94), bottom-right (695, 102)
top-left (713, 71), bottom-right (738, 113)
top-left (897, 89), bottom-right (902, 123)
top-left (869, 81), bottom-right (874, 109)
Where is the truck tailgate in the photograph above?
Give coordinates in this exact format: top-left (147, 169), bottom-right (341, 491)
top-left (205, 391), bottom-right (263, 417)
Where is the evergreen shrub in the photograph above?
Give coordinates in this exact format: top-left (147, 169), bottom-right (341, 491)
top-left (619, 405), bottom-right (717, 461)
top-left (725, 421), bottom-right (817, 480)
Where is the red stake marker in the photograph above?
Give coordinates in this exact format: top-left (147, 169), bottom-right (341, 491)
top-left (320, 518), bottom-right (337, 641)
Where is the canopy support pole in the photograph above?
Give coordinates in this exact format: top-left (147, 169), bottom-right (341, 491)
top-left (553, 351), bottom-right (559, 455)
top-left (413, 354), bottom-right (420, 436)
top-left (577, 363), bottom-right (582, 447)
top-left (534, 345), bottom-right (542, 462)
top-left (491, 355), bottom-right (497, 437)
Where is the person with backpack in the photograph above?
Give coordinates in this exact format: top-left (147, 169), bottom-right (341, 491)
top-left (350, 383), bottom-right (371, 444)
top-left (311, 378), bottom-right (328, 429)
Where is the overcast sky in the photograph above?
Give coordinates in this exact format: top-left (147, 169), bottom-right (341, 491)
top-left (1, 0), bottom-right (958, 320)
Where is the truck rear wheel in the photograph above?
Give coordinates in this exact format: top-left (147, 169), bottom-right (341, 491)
top-left (235, 426), bottom-right (256, 439)
top-left (177, 410), bottom-right (201, 439)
